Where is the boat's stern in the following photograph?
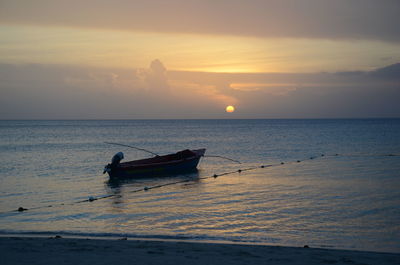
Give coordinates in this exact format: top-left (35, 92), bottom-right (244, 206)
top-left (103, 152), bottom-right (124, 175)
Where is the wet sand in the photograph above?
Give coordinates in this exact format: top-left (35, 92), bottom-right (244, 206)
top-left (0, 236), bottom-right (399, 265)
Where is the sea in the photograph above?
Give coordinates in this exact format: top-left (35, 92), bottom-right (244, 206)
top-left (0, 119), bottom-right (399, 253)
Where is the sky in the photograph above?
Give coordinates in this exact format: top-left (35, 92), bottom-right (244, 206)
top-left (0, 0), bottom-right (399, 119)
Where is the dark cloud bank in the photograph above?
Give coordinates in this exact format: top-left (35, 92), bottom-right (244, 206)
top-left (1, 0), bottom-right (399, 42)
top-left (0, 61), bottom-right (399, 119)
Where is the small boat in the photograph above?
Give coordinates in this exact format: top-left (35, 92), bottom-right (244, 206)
top-left (103, 149), bottom-right (206, 178)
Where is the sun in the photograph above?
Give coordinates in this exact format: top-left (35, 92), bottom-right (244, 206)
top-left (225, 105), bottom-right (235, 113)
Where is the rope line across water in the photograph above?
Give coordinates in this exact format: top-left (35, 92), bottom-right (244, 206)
top-left (2, 153), bottom-right (399, 215)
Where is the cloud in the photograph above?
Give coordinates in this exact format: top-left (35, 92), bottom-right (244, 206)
top-left (0, 62), bottom-right (399, 119)
top-left (0, 0), bottom-right (399, 42)
top-left (145, 59), bottom-right (169, 93)
top-left (168, 64), bottom-right (400, 118)
top-left (0, 60), bottom-right (233, 118)
top-left (171, 81), bottom-right (238, 107)
top-left (370, 63), bottom-right (400, 80)
top-left (230, 83), bottom-right (296, 95)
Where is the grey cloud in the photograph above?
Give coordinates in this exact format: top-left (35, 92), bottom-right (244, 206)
top-left (370, 63), bottom-right (400, 80)
top-left (146, 59), bottom-right (169, 93)
top-left (0, 61), bottom-right (221, 119)
top-left (0, 0), bottom-right (399, 42)
top-left (1, 62), bottom-right (399, 119)
top-left (168, 63), bottom-right (400, 118)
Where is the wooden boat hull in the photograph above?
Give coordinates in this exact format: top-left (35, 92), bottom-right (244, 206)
top-left (105, 149), bottom-right (205, 178)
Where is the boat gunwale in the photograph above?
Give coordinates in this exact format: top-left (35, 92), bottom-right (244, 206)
top-left (117, 149), bottom-right (205, 170)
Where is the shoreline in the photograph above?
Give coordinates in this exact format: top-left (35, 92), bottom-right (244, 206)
top-left (0, 231), bottom-right (399, 255)
top-left (1, 236), bottom-right (399, 265)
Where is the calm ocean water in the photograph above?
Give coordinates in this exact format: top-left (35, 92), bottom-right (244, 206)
top-left (0, 119), bottom-right (399, 253)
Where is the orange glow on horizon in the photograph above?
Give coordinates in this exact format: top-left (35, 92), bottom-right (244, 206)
top-left (1, 25), bottom-right (399, 74)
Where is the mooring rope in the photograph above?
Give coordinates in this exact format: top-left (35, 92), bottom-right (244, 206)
top-left (204, 155), bottom-right (242, 164)
top-left (1, 152), bottom-right (398, 215)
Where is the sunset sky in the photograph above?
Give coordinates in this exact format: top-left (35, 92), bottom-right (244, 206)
top-left (1, 0), bottom-right (399, 119)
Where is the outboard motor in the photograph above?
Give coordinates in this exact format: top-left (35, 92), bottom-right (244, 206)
top-left (103, 152), bottom-right (124, 174)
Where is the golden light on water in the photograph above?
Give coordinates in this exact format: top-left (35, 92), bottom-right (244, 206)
top-left (226, 105), bottom-right (235, 113)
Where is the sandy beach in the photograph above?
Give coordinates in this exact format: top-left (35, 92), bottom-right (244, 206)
top-left (0, 236), bottom-right (398, 265)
